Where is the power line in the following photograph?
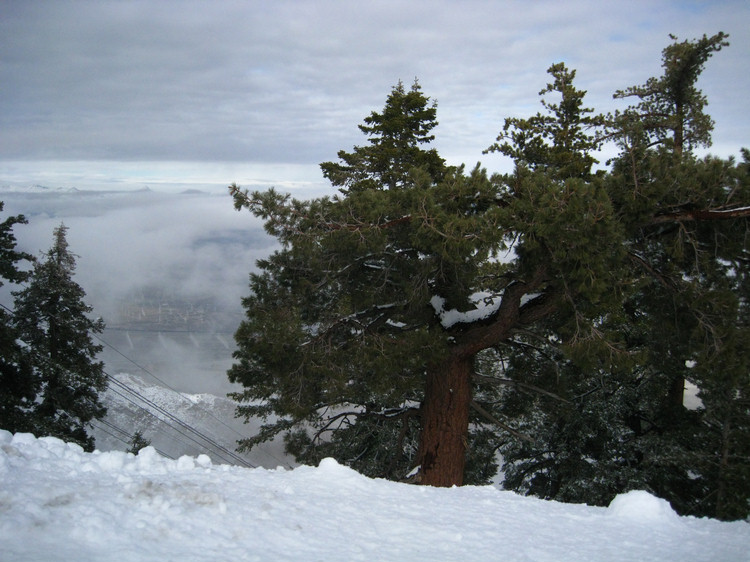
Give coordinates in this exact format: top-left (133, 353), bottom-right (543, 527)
top-left (101, 381), bottom-right (219, 462)
top-left (2, 294), bottom-right (291, 469)
top-left (99, 339), bottom-right (239, 431)
top-left (104, 372), bottom-right (255, 467)
top-left (90, 418), bottom-right (175, 459)
top-left (103, 326), bottom-right (236, 335)
top-left (94, 331), bottom-right (291, 468)
top-left (0, 301), bottom-right (257, 467)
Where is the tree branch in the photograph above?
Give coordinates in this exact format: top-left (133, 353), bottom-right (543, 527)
top-left (470, 401), bottom-right (534, 443)
top-left (454, 266), bottom-right (553, 357)
top-left (473, 374), bottom-right (572, 405)
top-left (649, 205), bottom-right (750, 225)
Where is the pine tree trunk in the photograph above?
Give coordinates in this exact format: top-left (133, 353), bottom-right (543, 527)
top-left (674, 102), bottom-right (684, 160)
top-left (416, 353), bottom-right (473, 487)
top-left (668, 375), bottom-right (685, 409)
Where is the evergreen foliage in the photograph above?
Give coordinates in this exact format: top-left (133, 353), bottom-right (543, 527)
top-left (485, 62), bottom-right (605, 180)
top-left (12, 224), bottom-right (107, 451)
top-left (127, 430), bottom-right (151, 455)
top-left (320, 79), bottom-right (446, 192)
top-left (612, 32), bottom-right (729, 158)
top-left (229, 64), bottom-right (626, 486)
top-left (229, 82), bottom-right (507, 484)
top-left (492, 33), bottom-right (750, 520)
top-left (229, 33), bottom-right (749, 516)
top-left (0, 203), bottom-right (37, 434)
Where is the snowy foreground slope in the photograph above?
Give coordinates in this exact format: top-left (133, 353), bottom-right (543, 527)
top-left (1, 432), bottom-right (748, 562)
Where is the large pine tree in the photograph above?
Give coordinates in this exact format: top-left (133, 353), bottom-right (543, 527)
top-left (228, 34), bottom-right (748, 497)
top-left (229, 68), bottom-right (623, 486)
top-left (13, 223), bottom-right (107, 451)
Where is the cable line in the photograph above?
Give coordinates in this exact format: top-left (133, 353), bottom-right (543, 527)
top-left (101, 381), bottom-right (216, 462)
top-left (2, 301), bottom-right (255, 467)
top-left (103, 326), bottom-right (236, 335)
top-left (1, 297), bottom-right (290, 468)
top-left (90, 418), bottom-right (175, 459)
top-left (96, 332), bottom-right (245, 435)
top-left (104, 372), bottom-right (255, 467)
top-left (95, 331), bottom-right (291, 467)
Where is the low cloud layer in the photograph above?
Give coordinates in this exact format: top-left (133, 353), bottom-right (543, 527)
top-left (0, 186), bottom-right (279, 393)
top-left (0, 188), bottom-right (274, 326)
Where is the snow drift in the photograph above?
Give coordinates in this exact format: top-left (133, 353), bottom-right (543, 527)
top-left (1, 431), bottom-right (747, 561)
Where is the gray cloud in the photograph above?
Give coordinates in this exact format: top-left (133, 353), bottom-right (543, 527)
top-left (0, 186), bottom-right (280, 393)
top-left (0, 188), bottom-right (274, 323)
top-left (1, 1), bottom-right (748, 395)
top-left (1, 0), bottom-right (748, 180)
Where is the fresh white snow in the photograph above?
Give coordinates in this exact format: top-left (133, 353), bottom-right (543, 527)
top-left (2, 431), bottom-right (748, 561)
top-left (431, 292), bottom-right (503, 328)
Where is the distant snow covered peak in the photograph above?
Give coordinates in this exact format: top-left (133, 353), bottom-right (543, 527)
top-left (93, 372), bottom-right (292, 469)
top-left (1, 431), bottom-right (748, 562)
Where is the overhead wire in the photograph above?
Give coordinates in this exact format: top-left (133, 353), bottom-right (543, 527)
top-left (95, 330), bottom-right (291, 468)
top-left (101, 377), bottom-right (240, 464)
top-left (0, 300), bottom-right (272, 468)
top-left (104, 371), bottom-right (255, 467)
top-left (96, 331), bottom-right (246, 439)
top-left (90, 417), bottom-right (175, 459)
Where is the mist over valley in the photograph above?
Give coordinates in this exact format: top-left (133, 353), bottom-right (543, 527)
top-left (0, 183), bottom-right (292, 460)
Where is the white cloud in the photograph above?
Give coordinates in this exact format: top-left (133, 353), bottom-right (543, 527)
top-left (0, 188), bottom-right (276, 325)
top-left (1, 0), bottom-right (747, 185)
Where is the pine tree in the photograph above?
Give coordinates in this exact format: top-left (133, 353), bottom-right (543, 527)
top-left (485, 62), bottom-right (605, 180)
top-left (320, 79), bottom-right (447, 192)
top-left (495, 33), bottom-right (750, 520)
top-left (13, 223), bottom-right (107, 451)
top-left (612, 32), bottom-right (729, 159)
top-left (229, 35), bottom-right (748, 493)
top-left (228, 68), bottom-right (624, 486)
top-left (604, 33), bottom-right (748, 518)
top-left (127, 430), bottom-right (151, 455)
top-left (0, 203), bottom-right (37, 433)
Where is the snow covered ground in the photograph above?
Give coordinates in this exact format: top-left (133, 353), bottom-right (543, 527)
top-left (1, 432), bottom-right (747, 561)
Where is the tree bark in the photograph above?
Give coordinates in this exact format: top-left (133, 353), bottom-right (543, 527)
top-left (667, 375), bottom-right (685, 409)
top-left (417, 353), bottom-right (473, 487)
top-left (415, 267), bottom-right (555, 487)
top-left (649, 205), bottom-right (750, 225)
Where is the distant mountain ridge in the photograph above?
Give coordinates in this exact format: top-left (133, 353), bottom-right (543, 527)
top-left (0, 183), bottom-right (82, 193)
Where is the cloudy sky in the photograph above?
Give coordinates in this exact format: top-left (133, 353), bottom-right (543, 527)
top-left (0, 1), bottom-right (748, 393)
top-left (1, 0), bottom-right (749, 192)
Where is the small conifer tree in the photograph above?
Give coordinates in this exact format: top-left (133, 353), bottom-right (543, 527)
top-left (13, 223), bottom-right (107, 451)
top-left (127, 430), bottom-right (151, 455)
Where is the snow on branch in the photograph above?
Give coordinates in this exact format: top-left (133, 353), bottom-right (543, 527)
top-left (430, 292), bottom-right (503, 329)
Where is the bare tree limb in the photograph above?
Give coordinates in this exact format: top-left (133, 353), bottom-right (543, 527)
top-left (473, 374), bottom-right (573, 405)
top-left (470, 401), bottom-right (535, 443)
